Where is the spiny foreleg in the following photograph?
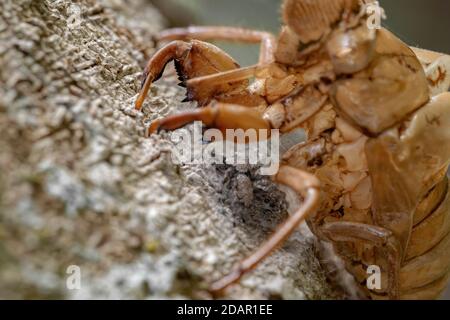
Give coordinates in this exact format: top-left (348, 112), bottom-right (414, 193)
top-left (135, 40), bottom-right (253, 110)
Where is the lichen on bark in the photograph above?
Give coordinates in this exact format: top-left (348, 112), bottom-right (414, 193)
top-left (0, 0), bottom-right (342, 299)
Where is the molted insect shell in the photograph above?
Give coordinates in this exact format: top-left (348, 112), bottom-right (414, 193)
top-left (331, 29), bottom-right (431, 135)
top-left (282, 0), bottom-right (360, 44)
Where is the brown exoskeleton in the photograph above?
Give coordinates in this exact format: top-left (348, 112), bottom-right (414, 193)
top-left (134, 0), bottom-right (450, 299)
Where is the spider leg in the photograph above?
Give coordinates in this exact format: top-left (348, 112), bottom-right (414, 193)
top-left (209, 166), bottom-right (320, 295)
top-left (135, 40), bottom-right (253, 110)
top-left (157, 26), bottom-right (276, 64)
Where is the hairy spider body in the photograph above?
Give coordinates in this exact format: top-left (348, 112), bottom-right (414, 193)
top-left (135, 0), bottom-right (450, 299)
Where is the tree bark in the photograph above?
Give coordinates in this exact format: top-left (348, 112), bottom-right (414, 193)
top-left (0, 0), bottom-right (342, 299)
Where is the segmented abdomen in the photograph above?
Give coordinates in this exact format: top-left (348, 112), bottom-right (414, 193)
top-left (397, 176), bottom-right (450, 299)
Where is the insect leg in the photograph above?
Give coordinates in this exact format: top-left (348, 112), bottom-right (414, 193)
top-left (209, 166), bottom-right (320, 295)
top-left (319, 221), bottom-right (402, 299)
top-left (157, 26), bottom-right (276, 64)
top-left (147, 102), bottom-right (271, 137)
top-left (186, 64), bottom-right (267, 88)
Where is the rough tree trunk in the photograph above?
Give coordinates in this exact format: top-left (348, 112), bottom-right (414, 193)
top-left (0, 0), bottom-right (343, 299)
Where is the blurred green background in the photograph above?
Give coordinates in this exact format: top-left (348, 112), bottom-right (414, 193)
top-left (151, 0), bottom-right (450, 66)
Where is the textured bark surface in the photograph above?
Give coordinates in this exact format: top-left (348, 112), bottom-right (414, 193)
top-left (0, 0), bottom-right (342, 299)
